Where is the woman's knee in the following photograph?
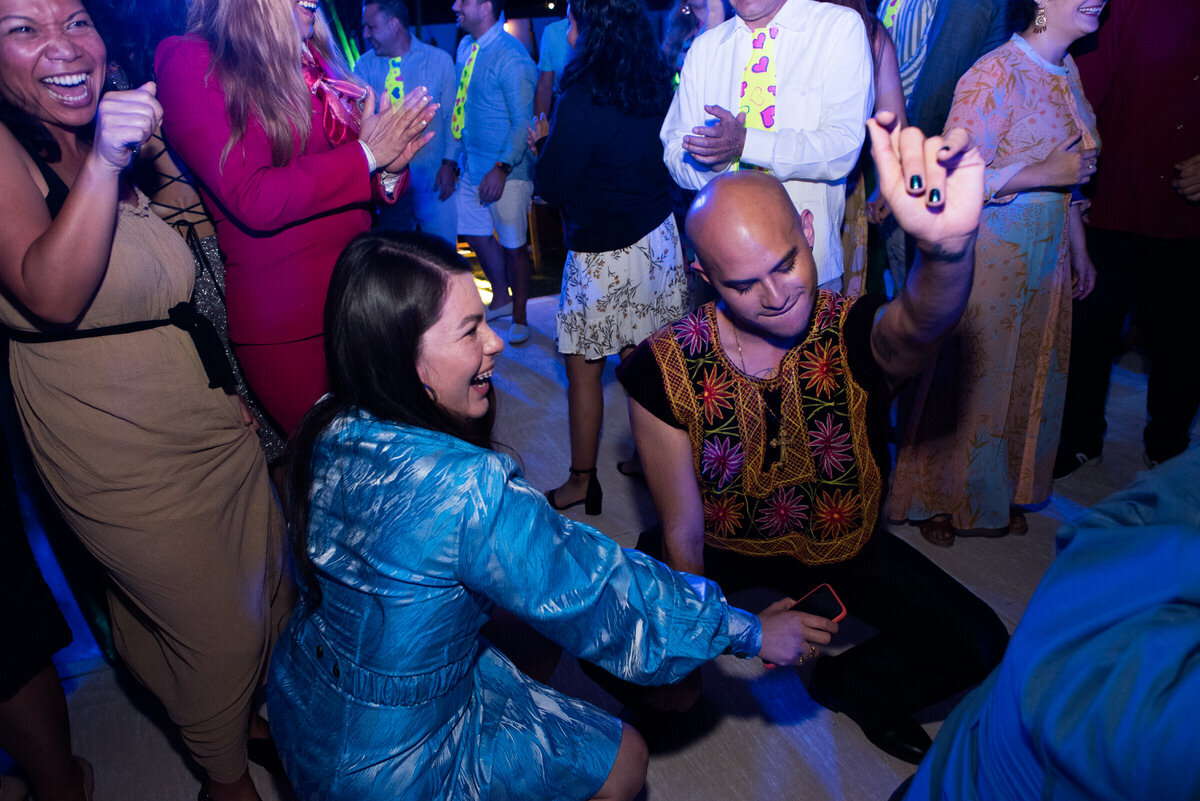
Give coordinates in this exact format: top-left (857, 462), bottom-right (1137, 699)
top-left (592, 723), bottom-right (647, 801)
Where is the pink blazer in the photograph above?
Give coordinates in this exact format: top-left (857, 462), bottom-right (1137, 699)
top-left (155, 35), bottom-right (407, 345)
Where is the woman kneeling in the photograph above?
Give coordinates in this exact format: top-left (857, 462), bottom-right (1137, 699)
top-left (266, 231), bottom-right (832, 800)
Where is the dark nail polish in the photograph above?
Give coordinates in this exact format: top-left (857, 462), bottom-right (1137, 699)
top-left (929, 188), bottom-right (942, 204)
top-left (910, 175), bottom-right (923, 191)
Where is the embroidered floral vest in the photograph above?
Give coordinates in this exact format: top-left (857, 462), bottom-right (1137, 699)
top-left (648, 291), bottom-right (881, 565)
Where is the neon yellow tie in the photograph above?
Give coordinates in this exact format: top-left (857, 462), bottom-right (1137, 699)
top-left (879, 0), bottom-right (903, 29)
top-left (385, 57), bottom-right (404, 104)
top-left (734, 26), bottom-right (778, 172)
top-left (451, 43), bottom-right (479, 140)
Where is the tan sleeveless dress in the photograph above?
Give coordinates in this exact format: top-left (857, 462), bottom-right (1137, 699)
top-left (0, 190), bottom-right (294, 783)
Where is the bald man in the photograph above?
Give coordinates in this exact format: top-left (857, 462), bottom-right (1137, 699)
top-left (612, 115), bottom-right (1008, 764)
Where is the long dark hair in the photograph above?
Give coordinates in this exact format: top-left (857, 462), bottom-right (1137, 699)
top-left (288, 231), bottom-right (495, 599)
top-left (1009, 0), bottom-right (1039, 33)
top-left (560, 0), bottom-right (674, 117)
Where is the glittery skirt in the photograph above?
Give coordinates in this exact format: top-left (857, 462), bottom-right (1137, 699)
top-left (191, 234), bottom-right (288, 463)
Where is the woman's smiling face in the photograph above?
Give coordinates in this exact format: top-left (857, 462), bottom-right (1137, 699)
top-left (293, 0), bottom-right (319, 41)
top-left (416, 271), bottom-right (504, 421)
top-left (0, 0), bottom-right (105, 131)
top-left (1041, 0), bottom-right (1107, 42)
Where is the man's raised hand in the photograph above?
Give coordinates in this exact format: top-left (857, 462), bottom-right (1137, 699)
top-left (867, 110), bottom-right (983, 259)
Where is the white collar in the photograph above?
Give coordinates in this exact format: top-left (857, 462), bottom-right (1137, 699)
top-left (716, 0), bottom-right (811, 44)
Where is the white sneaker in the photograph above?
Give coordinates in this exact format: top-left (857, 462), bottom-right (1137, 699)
top-left (485, 301), bottom-right (513, 322)
top-left (509, 322), bottom-right (530, 345)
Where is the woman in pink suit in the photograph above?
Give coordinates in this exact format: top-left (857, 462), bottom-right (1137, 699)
top-left (155, 0), bottom-right (435, 435)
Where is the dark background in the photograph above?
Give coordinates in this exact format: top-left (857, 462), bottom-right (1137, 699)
top-left (87, 0), bottom-right (575, 85)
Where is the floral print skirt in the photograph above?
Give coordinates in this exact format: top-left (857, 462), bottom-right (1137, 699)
top-left (556, 214), bottom-right (690, 360)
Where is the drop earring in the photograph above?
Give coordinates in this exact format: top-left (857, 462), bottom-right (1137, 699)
top-left (1033, 5), bottom-right (1048, 33)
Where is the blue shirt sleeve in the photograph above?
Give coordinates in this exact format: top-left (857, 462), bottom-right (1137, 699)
top-left (453, 450), bottom-right (762, 684)
top-left (425, 45), bottom-right (459, 165)
top-left (903, 446), bottom-right (1200, 801)
top-left (353, 51), bottom-right (378, 90)
top-left (495, 44), bottom-right (536, 167)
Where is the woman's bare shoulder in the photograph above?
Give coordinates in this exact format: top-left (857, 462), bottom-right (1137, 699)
top-left (0, 125), bottom-right (50, 214)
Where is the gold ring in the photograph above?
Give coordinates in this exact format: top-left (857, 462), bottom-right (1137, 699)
top-left (808, 643), bottom-right (818, 659)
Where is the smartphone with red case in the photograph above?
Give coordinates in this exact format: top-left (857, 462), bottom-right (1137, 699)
top-left (790, 583), bottom-right (847, 623)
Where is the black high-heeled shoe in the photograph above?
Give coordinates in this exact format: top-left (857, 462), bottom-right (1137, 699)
top-left (546, 467), bottom-right (602, 515)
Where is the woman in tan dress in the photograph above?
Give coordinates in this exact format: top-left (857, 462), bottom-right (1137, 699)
top-left (0, 2), bottom-right (293, 800)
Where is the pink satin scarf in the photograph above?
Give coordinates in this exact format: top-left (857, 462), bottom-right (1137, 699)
top-left (300, 45), bottom-right (366, 146)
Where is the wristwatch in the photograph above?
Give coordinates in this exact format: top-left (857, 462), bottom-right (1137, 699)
top-left (494, 161), bottom-right (512, 175)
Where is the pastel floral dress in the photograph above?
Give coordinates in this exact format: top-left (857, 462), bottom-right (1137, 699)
top-left (887, 35), bottom-right (1099, 530)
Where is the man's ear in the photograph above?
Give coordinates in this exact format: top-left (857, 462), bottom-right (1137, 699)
top-left (690, 259), bottom-right (712, 286)
top-left (800, 209), bottom-right (816, 250)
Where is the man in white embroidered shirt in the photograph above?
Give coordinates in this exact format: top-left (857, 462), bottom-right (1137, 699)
top-left (661, 0), bottom-right (874, 289)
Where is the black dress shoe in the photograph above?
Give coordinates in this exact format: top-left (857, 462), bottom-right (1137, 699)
top-left (861, 717), bottom-right (932, 765)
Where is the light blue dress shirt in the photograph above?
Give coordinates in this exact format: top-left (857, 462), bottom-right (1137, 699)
top-left (453, 22), bottom-right (536, 182)
top-left (354, 39), bottom-right (456, 175)
top-left (354, 40), bottom-right (458, 243)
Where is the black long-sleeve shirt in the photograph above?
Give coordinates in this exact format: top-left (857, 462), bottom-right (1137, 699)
top-left (534, 85), bottom-right (676, 253)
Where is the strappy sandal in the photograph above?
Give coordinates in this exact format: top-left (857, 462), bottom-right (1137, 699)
top-left (545, 467), bottom-right (602, 515)
top-left (917, 515), bottom-right (956, 548)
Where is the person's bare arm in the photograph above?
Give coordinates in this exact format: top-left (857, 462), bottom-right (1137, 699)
top-left (874, 30), bottom-right (907, 127)
top-left (534, 70), bottom-right (555, 119)
top-left (994, 134), bottom-right (1096, 196)
top-left (865, 111), bottom-right (984, 390)
top-left (629, 398), bottom-right (706, 575)
top-left (0, 84), bottom-right (161, 324)
top-left (1068, 203), bottom-right (1095, 299)
top-left (863, 28), bottom-right (906, 227)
